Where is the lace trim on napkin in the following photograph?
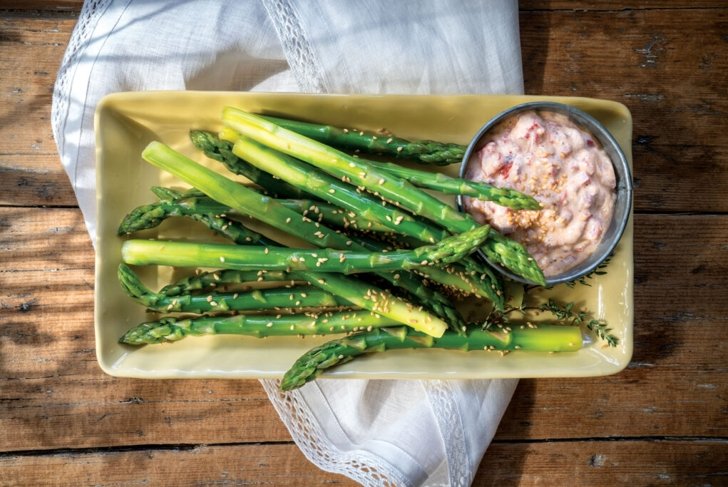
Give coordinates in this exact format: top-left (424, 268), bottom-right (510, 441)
top-left (51, 0), bottom-right (112, 153)
top-left (260, 0), bottom-right (328, 93)
top-left (261, 380), bottom-right (411, 487)
top-left (424, 381), bottom-right (470, 487)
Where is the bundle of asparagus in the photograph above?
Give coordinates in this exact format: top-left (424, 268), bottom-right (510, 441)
top-left (117, 108), bottom-right (615, 390)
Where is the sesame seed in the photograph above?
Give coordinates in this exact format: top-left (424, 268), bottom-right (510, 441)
top-left (219, 256), bottom-right (225, 263)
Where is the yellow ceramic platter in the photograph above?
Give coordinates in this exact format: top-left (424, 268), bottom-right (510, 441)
top-left (95, 92), bottom-right (633, 379)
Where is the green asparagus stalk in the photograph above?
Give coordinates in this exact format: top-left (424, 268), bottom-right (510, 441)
top-left (117, 194), bottom-right (265, 244)
top-left (152, 265), bottom-right (470, 335)
top-left (122, 185), bottom-right (392, 237)
top-left (140, 141), bottom-right (456, 336)
top-left (281, 325), bottom-right (583, 390)
top-left (121, 224), bottom-right (490, 274)
top-left (222, 108), bottom-right (546, 285)
top-left (118, 263), bottom-right (349, 313)
top-left (119, 199), bottom-right (466, 337)
top-left (136, 141), bottom-right (456, 336)
top-left (121, 310), bottom-right (400, 345)
top-left (159, 269), bottom-right (302, 296)
top-left (190, 129), bottom-right (307, 199)
top-left (120, 190), bottom-right (482, 326)
top-left (222, 130), bottom-right (504, 303)
top-left (142, 141), bottom-right (354, 250)
top-left (279, 199), bottom-right (391, 233)
top-left (253, 118), bottom-right (538, 209)
top-left (261, 115), bottom-right (465, 165)
top-left (222, 129), bottom-right (446, 245)
top-left (364, 159), bottom-right (540, 210)
top-left (191, 132), bottom-right (503, 304)
top-left (122, 183), bottom-right (464, 336)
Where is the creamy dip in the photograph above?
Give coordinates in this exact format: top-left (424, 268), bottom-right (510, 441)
top-left (464, 110), bottom-right (616, 277)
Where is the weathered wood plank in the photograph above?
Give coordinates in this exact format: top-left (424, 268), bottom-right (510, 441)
top-left (476, 440), bottom-right (728, 486)
top-left (0, 15), bottom-right (72, 155)
top-left (0, 156), bottom-right (73, 207)
top-left (2, 11), bottom-right (728, 211)
top-left (0, 444), bottom-right (357, 487)
top-left (0, 2), bottom-right (82, 11)
top-left (1, 208), bottom-right (726, 452)
top-left (7, 1), bottom-right (728, 12)
top-left (1, 440), bottom-right (724, 486)
top-left (521, 1), bottom-right (728, 9)
top-left (520, 9), bottom-right (728, 148)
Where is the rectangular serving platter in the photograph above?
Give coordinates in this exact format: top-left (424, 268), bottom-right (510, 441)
top-left (95, 92), bottom-right (633, 379)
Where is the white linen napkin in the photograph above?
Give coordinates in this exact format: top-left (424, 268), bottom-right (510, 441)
top-left (52, 1), bottom-right (522, 485)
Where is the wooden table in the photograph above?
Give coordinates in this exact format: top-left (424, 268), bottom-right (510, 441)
top-left (2, 1), bottom-right (726, 485)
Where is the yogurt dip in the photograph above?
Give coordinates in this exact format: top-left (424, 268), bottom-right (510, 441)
top-left (464, 110), bottom-right (617, 277)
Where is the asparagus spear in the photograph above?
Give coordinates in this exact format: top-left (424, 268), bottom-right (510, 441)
top-left (223, 131), bottom-right (503, 303)
top-left (124, 185), bottom-right (394, 236)
top-left (222, 108), bottom-right (546, 285)
top-left (159, 269), bottom-right (302, 297)
top-left (117, 194), bottom-right (265, 244)
top-left (249, 119), bottom-right (539, 209)
top-left (279, 199), bottom-right (391, 233)
top-left (363, 159), bottom-right (540, 210)
top-left (119, 197), bottom-right (466, 336)
top-left (281, 325), bottom-right (583, 390)
top-left (190, 129), bottom-right (307, 199)
top-left (121, 311), bottom-right (400, 345)
top-left (121, 224), bottom-right (491, 274)
top-left (118, 263), bottom-right (349, 313)
top-left (261, 115), bottom-right (465, 165)
top-left (140, 141), bottom-right (464, 335)
top-left (222, 129), bottom-right (446, 244)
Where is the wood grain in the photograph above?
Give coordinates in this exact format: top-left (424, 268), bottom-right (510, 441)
top-left (1, 440), bottom-right (724, 486)
top-left (1, 2), bottom-right (727, 485)
top-left (520, 9), bottom-right (728, 148)
top-left (7, 1), bottom-right (728, 12)
top-left (0, 444), bottom-right (357, 487)
top-left (2, 11), bottom-right (728, 211)
top-left (477, 440), bottom-right (728, 486)
top-left (1, 209), bottom-right (726, 452)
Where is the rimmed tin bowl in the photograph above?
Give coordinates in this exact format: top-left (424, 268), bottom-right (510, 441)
top-left (457, 101), bottom-right (633, 286)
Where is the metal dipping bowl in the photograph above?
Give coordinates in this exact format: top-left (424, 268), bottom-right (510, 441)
top-left (457, 101), bottom-right (633, 286)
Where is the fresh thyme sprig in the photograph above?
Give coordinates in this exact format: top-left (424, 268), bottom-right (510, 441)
top-left (538, 298), bottom-right (619, 346)
top-left (586, 318), bottom-right (619, 347)
top-left (480, 293), bottom-right (619, 347)
top-left (565, 254), bottom-right (613, 288)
